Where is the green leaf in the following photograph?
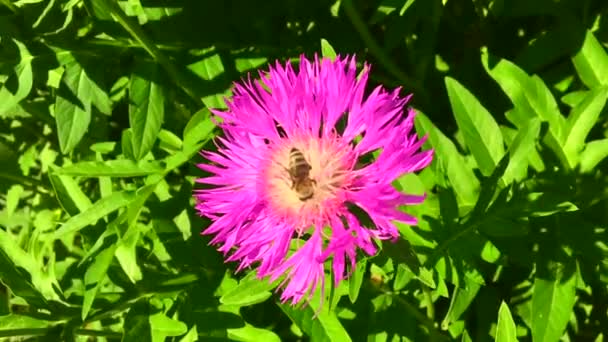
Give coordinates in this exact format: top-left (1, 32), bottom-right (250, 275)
top-left (54, 59), bottom-right (112, 153)
top-left (0, 39), bottom-right (33, 115)
top-left (55, 94), bottom-right (91, 154)
top-left (441, 282), bottom-right (481, 329)
top-left (5, 184), bottom-right (24, 218)
top-left (158, 129), bottom-right (183, 151)
top-left (280, 303), bottom-right (352, 342)
top-left (129, 65), bottom-right (165, 160)
top-left (0, 230), bottom-right (62, 305)
top-left (580, 138), bottom-right (608, 173)
top-left (562, 86), bottom-right (608, 166)
top-left (58, 61), bottom-right (110, 116)
top-left (178, 326), bottom-right (198, 342)
top-left (82, 245), bottom-right (116, 320)
top-left (150, 312), bottom-right (188, 342)
top-left (0, 241), bottom-right (49, 308)
top-left (481, 50), bottom-right (567, 166)
top-left (572, 30), bottom-right (608, 88)
top-left (348, 258), bottom-right (366, 303)
top-left (55, 160), bottom-right (164, 177)
top-left (502, 118), bottom-right (541, 184)
top-left (48, 170), bottom-right (93, 216)
top-left (0, 315), bottom-right (53, 338)
top-left (227, 323), bottom-right (281, 342)
top-left (115, 224), bottom-right (143, 283)
top-left (321, 39), bottom-right (337, 59)
top-left (445, 77), bottom-right (505, 176)
top-left (415, 112), bottom-right (479, 207)
top-left (496, 301), bottom-right (518, 342)
top-left (123, 300), bottom-right (153, 342)
top-left (531, 264), bottom-right (577, 342)
top-left (54, 190), bottom-right (136, 236)
top-left (220, 273), bottom-right (274, 307)
top-left (235, 57), bottom-right (268, 73)
top-left (188, 53), bottom-right (225, 81)
top-left (122, 128), bottom-right (135, 159)
top-left (183, 108), bottom-right (216, 147)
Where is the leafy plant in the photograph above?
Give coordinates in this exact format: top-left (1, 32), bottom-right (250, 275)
top-left (1, 0), bottom-right (607, 341)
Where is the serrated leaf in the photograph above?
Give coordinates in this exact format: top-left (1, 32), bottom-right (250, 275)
top-left (496, 302), bottom-right (518, 342)
top-left (572, 30), bottom-right (608, 88)
top-left (55, 160), bottom-right (164, 177)
top-left (129, 65), bottom-right (165, 160)
top-left (220, 273), bottom-right (274, 306)
top-left (54, 190), bottom-right (136, 236)
top-left (445, 77), bottom-right (505, 176)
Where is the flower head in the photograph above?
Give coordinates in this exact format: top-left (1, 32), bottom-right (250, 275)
top-left (194, 55), bottom-right (433, 305)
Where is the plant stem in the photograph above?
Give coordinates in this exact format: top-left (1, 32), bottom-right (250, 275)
top-left (101, 0), bottom-right (203, 107)
top-left (341, 0), bottom-right (424, 95)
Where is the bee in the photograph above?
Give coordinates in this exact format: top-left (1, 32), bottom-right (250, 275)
top-left (287, 148), bottom-right (316, 201)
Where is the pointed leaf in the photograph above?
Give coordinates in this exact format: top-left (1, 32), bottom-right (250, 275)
top-left (129, 65), bottom-right (165, 160)
top-left (445, 77), bottom-right (505, 176)
top-left (48, 171), bottom-right (93, 216)
top-left (54, 59), bottom-right (112, 153)
top-left (580, 138), bottom-right (608, 172)
top-left (150, 312), bottom-right (188, 342)
top-left (55, 94), bottom-right (91, 154)
top-left (562, 86), bottom-right (608, 165)
top-left (55, 160), bottom-right (164, 177)
top-left (227, 323), bottom-right (281, 342)
top-left (54, 190), bottom-right (136, 236)
top-left (415, 112), bottom-right (479, 207)
top-left (503, 118), bottom-right (541, 184)
top-left (321, 39), bottom-right (337, 59)
top-left (82, 245), bottom-right (116, 320)
top-left (348, 258), bottom-right (366, 303)
top-left (220, 273), bottom-right (274, 307)
top-left (572, 30), bottom-right (608, 88)
top-left (0, 39), bottom-right (33, 114)
top-left (280, 303), bottom-right (352, 342)
top-left (531, 264), bottom-right (577, 342)
top-left (496, 302), bottom-right (518, 342)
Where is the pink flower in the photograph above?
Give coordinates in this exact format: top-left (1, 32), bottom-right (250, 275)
top-left (194, 55), bottom-right (433, 306)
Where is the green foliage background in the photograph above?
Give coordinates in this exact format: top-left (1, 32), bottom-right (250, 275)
top-left (1, 0), bottom-right (608, 341)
